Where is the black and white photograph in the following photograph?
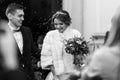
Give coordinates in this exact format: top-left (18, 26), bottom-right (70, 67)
top-left (0, 0), bottom-right (120, 80)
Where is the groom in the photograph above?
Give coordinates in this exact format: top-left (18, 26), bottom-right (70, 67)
top-left (1, 3), bottom-right (40, 80)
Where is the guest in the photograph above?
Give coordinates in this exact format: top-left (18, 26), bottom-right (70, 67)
top-left (32, 35), bottom-right (50, 80)
top-left (32, 35), bottom-right (45, 70)
top-left (0, 20), bottom-right (17, 70)
top-left (40, 10), bottom-right (81, 80)
top-left (4, 3), bottom-right (40, 80)
top-left (37, 35), bottom-right (45, 49)
top-left (81, 5), bottom-right (120, 80)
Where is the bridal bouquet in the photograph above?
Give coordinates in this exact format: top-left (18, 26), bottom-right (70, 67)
top-left (64, 37), bottom-right (89, 68)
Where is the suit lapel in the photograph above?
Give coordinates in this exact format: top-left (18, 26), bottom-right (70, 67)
top-left (20, 26), bottom-right (25, 53)
top-left (20, 26), bottom-right (26, 55)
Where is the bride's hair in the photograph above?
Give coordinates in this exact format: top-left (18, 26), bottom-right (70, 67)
top-left (52, 10), bottom-right (71, 26)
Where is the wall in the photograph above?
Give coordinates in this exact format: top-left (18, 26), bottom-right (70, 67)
top-left (83, 0), bottom-right (120, 40)
top-left (63, 0), bottom-right (83, 33)
top-left (83, 0), bottom-right (97, 40)
top-left (63, 0), bottom-right (120, 41)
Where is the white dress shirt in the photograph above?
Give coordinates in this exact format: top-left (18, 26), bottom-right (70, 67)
top-left (8, 23), bottom-right (23, 54)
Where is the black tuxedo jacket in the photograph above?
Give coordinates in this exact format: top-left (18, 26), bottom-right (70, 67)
top-left (17, 26), bottom-right (39, 80)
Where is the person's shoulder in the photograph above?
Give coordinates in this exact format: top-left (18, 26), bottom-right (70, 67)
top-left (21, 26), bottom-right (30, 30)
top-left (87, 46), bottom-right (111, 66)
top-left (71, 28), bottom-right (79, 32)
top-left (71, 28), bottom-right (80, 33)
top-left (21, 26), bottom-right (32, 33)
top-left (94, 46), bottom-right (109, 53)
top-left (68, 27), bottom-right (79, 32)
top-left (92, 46), bottom-right (111, 59)
top-left (68, 27), bottom-right (81, 37)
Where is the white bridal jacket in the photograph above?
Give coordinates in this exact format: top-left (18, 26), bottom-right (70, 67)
top-left (41, 27), bottom-right (81, 80)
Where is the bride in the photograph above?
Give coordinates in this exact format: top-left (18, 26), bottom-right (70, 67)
top-left (40, 10), bottom-right (81, 80)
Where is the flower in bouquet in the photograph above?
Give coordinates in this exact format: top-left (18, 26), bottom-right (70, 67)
top-left (64, 37), bottom-right (89, 55)
top-left (64, 37), bottom-right (89, 68)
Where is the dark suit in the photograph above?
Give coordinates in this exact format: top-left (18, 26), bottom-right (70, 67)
top-left (17, 26), bottom-right (39, 80)
top-left (5, 26), bottom-right (39, 80)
